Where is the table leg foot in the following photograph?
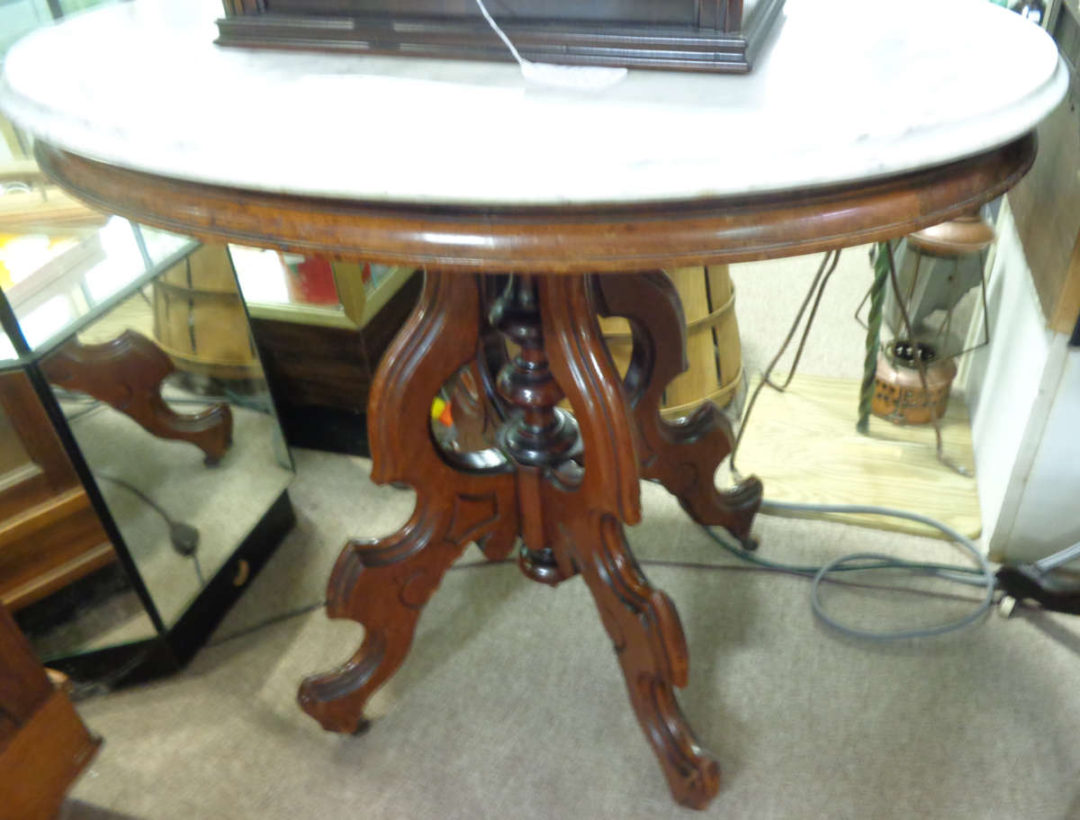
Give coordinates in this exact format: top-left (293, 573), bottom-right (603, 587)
top-left (297, 506), bottom-right (469, 733)
top-left (299, 270), bottom-right (518, 733)
top-left (563, 512), bottom-right (721, 809)
top-left (595, 272), bottom-right (762, 542)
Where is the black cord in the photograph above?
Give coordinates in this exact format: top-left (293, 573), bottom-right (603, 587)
top-left (193, 553), bottom-right (205, 586)
top-left (94, 471), bottom-right (174, 523)
top-left (63, 403), bottom-right (105, 424)
top-left (93, 472), bottom-right (202, 579)
top-left (52, 392), bottom-right (103, 424)
top-left (206, 601), bottom-right (327, 647)
top-left (159, 547), bottom-right (1005, 674)
top-left (412, 554), bottom-right (989, 606)
top-left (730, 250), bottom-right (841, 477)
top-left (68, 647), bottom-right (155, 702)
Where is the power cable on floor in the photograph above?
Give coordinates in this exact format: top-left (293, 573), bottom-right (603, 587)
top-left (204, 548), bottom-right (1000, 654)
top-left (721, 249), bottom-right (997, 640)
top-left (207, 601), bottom-right (328, 647)
top-left (703, 505), bottom-right (994, 640)
top-left (452, 554), bottom-right (990, 605)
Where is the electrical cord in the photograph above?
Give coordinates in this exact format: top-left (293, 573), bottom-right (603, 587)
top-left (93, 472), bottom-right (204, 584)
top-left (455, 552), bottom-right (990, 604)
top-left (67, 647), bottom-right (155, 702)
top-left (209, 546), bottom-right (998, 652)
top-left (207, 601), bottom-right (327, 647)
top-left (731, 250), bottom-right (840, 479)
top-left (702, 505), bottom-right (995, 641)
top-left (722, 249), bottom-right (998, 641)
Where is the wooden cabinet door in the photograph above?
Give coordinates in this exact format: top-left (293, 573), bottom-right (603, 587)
top-left (0, 371), bottom-right (113, 611)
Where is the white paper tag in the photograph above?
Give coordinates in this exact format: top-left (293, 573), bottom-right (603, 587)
top-left (473, 0), bottom-right (629, 91)
top-left (519, 60), bottom-right (629, 91)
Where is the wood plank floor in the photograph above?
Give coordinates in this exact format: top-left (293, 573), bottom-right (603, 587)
top-left (735, 373), bottom-right (980, 539)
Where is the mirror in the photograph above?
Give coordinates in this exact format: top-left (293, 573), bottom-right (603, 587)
top-left (0, 367), bottom-right (156, 663)
top-left (34, 240), bottom-right (293, 651)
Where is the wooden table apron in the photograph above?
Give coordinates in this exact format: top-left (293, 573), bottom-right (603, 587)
top-left (36, 135), bottom-right (1036, 810)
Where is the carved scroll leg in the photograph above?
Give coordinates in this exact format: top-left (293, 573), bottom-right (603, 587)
top-left (561, 512), bottom-right (721, 810)
top-left (298, 271), bottom-right (518, 734)
top-left (594, 272), bottom-right (762, 543)
top-left (539, 275), bottom-right (719, 810)
top-left (298, 492), bottom-right (512, 733)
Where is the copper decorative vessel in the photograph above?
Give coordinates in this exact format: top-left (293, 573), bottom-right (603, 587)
top-left (872, 339), bottom-right (957, 425)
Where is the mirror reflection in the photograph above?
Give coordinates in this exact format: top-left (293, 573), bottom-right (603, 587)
top-left (43, 243), bottom-right (293, 631)
top-left (0, 367), bottom-right (155, 662)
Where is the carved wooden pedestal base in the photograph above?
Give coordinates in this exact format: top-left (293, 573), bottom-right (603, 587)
top-left (298, 270), bottom-right (762, 810)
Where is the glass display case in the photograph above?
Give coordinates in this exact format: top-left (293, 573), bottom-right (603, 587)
top-left (232, 245), bottom-right (415, 330)
top-left (0, 217), bottom-right (295, 685)
top-left (231, 245), bottom-right (422, 455)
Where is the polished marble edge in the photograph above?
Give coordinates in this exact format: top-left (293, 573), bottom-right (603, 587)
top-left (0, 0), bottom-right (1068, 206)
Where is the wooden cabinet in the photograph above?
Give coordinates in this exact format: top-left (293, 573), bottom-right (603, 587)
top-left (0, 600), bottom-right (99, 819)
top-left (234, 248), bottom-right (423, 454)
top-left (0, 370), bottom-right (113, 611)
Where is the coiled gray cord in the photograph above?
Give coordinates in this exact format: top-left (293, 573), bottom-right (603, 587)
top-left (760, 500), bottom-right (995, 640)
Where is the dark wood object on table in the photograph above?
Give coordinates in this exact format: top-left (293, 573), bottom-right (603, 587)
top-left (34, 133), bottom-right (1037, 809)
top-left (0, 371), bottom-right (113, 613)
top-left (0, 601), bottom-right (100, 819)
top-left (41, 330), bottom-right (233, 466)
top-left (217, 0), bottom-right (785, 75)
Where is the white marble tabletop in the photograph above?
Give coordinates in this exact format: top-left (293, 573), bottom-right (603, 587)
top-left (0, 0), bottom-right (1067, 206)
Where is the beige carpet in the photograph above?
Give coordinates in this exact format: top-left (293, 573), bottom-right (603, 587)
top-left (60, 252), bottom-right (1080, 819)
top-left (60, 450), bottom-right (1080, 820)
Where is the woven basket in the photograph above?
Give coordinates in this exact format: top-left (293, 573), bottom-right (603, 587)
top-left (600, 266), bottom-right (743, 418)
top-left (152, 244), bottom-right (261, 381)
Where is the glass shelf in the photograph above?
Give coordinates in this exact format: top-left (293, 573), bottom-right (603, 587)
top-left (0, 232), bottom-right (296, 677)
top-left (0, 218), bottom-right (198, 366)
top-left (230, 243), bottom-right (416, 329)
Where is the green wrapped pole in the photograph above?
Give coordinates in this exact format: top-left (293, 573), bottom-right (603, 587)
top-left (857, 242), bottom-right (890, 433)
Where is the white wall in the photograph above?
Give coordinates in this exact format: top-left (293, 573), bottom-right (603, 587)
top-left (963, 205), bottom-right (1053, 555)
top-left (1004, 347), bottom-right (1080, 564)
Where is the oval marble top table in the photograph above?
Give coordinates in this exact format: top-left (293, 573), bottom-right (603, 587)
top-left (0, 0), bottom-right (1067, 207)
top-left (0, 1), bottom-right (1068, 811)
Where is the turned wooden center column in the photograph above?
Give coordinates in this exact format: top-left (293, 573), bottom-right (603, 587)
top-left (489, 274), bottom-right (581, 585)
top-left (490, 275), bottom-right (579, 467)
